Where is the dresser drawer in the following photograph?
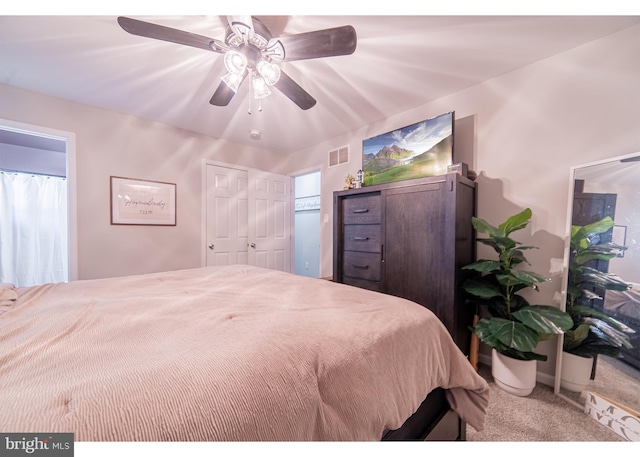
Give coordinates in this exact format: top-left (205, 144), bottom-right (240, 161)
top-left (342, 194), bottom-right (382, 224)
top-left (343, 277), bottom-right (380, 292)
top-left (343, 251), bottom-right (381, 281)
top-left (344, 224), bottom-right (381, 252)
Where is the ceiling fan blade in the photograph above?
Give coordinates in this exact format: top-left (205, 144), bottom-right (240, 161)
top-left (273, 70), bottom-right (316, 110)
top-left (226, 15), bottom-right (255, 41)
top-left (268, 25), bottom-right (357, 62)
top-left (117, 16), bottom-right (228, 53)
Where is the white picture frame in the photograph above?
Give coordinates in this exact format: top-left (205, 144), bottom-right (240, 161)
top-left (110, 176), bottom-right (176, 226)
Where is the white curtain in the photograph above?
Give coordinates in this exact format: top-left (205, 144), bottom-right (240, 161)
top-left (0, 171), bottom-right (68, 287)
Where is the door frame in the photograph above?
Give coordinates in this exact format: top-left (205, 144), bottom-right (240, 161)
top-left (200, 159), bottom-right (294, 269)
top-left (0, 117), bottom-right (78, 281)
top-left (291, 166), bottom-right (323, 278)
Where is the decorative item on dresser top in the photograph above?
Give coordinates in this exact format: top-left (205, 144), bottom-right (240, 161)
top-left (462, 208), bottom-right (573, 397)
top-left (333, 172), bottom-right (477, 355)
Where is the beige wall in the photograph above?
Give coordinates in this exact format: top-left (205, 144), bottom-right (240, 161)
top-left (0, 84), bottom-right (288, 280)
top-left (2, 23), bottom-right (639, 379)
top-left (289, 23), bottom-right (640, 282)
top-left (285, 23), bottom-right (640, 378)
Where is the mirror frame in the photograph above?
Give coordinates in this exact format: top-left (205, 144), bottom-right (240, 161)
top-left (554, 151), bottom-right (640, 408)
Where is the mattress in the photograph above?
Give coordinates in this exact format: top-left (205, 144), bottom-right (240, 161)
top-left (0, 265), bottom-right (489, 441)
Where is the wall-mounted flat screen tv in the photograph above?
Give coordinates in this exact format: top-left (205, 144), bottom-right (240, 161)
top-left (362, 111), bottom-right (454, 187)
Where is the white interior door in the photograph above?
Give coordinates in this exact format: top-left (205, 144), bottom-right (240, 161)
top-left (205, 165), bottom-right (249, 266)
top-left (248, 169), bottom-right (291, 272)
top-left (205, 164), bottom-right (291, 272)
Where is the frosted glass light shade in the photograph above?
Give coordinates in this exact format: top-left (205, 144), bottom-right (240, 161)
top-left (221, 72), bottom-right (244, 92)
top-left (252, 72), bottom-right (271, 99)
top-left (224, 50), bottom-right (248, 74)
top-left (256, 59), bottom-right (281, 86)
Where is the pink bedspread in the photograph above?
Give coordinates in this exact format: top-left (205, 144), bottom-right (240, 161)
top-left (0, 265), bottom-right (488, 441)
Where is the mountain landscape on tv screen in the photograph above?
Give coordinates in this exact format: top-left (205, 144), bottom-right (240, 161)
top-left (362, 112), bottom-right (454, 186)
top-left (363, 135), bottom-right (452, 186)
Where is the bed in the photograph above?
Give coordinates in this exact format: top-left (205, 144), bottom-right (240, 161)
top-left (0, 265), bottom-right (489, 441)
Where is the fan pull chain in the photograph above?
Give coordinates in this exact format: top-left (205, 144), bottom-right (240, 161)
top-left (247, 70), bottom-right (263, 115)
top-left (248, 100), bottom-right (263, 115)
top-left (248, 70), bottom-right (254, 115)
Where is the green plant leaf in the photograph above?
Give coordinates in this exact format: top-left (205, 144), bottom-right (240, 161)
top-left (565, 215), bottom-right (634, 358)
top-left (495, 273), bottom-right (523, 288)
top-left (476, 238), bottom-right (501, 253)
top-left (563, 324), bottom-right (591, 351)
top-left (568, 344), bottom-right (621, 358)
top-left (473, 319), bottom-right (549, 360)
top-left (574, 245), bottom-right (621, 264)
top-left (495, 236), bottom-right (518, 252)
top-left (513, 305), bottom-right (573, 334)
top-left (471, 217), bottom-right (498, 237)
top-left (462, 260), bottom-right (501, 273)
top-left (569, 306), bottom-right (635, 333)
top-left (578, 267), bottom-right (633, 291)
top-left (511, 270), bottom-right (549, 285)
top-left (486, 317), bottom-right (540, 353)
top-left (462, 279), bottom-right (503, 299)
top-left (583, 317), bottom-right (634, 348)
top-left (497, 208), bottom-right (532, 236)
top-left (473, 318), bottom-right (509, 352)
top-left (577, 217), bottom-right (615, 238)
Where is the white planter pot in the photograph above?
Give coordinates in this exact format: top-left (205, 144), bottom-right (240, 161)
top-left (560, 351), bottom-right (593, 393)
top-left (491, 348), bottom-right (537, 397)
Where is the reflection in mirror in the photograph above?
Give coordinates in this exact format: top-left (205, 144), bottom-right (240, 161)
top-left (555, 152), bottom-right (640, 426)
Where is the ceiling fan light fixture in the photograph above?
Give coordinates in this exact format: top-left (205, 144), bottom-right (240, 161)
top-left (221, 72), bottom-right (244, 93)
top-left (223, 50), bottom-right (248, 75)
top-left (251, 72), bottom-right (271, 99)
top-left (256, 59), bottom-right (281, 86)
top-left (116, 16), bottom-right (356, 111)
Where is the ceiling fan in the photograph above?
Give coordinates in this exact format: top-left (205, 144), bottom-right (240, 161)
top-left (117, 16), bottom-right (357, 111)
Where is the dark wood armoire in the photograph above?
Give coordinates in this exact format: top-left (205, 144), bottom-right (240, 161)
top-left (333, 173), bottom-right (477, 354)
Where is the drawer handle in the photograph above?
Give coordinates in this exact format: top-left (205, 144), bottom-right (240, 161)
top-left (353, 236), bottom-right (370, 241)
top-left (352, 264), bottom-right (370, 270)
top-left (352, 208), bottom-right (369, 213)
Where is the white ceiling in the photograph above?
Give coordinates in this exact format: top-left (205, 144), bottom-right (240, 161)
top-left (1, 15), bottom-right (639, 155)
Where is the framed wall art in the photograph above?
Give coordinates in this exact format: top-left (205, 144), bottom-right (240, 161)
top-left (110, 176), bottom-right (176, 226)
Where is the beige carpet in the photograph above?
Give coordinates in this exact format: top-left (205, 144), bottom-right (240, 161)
top-left (466, 358), bottom-right (639, 442)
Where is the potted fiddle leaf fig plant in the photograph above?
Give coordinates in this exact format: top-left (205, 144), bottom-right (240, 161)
top-left (463, 208), bottom-right (573, 396)
top-left (560, 216), bottom-right (635, 392)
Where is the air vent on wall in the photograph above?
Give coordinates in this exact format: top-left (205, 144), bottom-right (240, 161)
top-left (328, 146), bottom-right (349, 167)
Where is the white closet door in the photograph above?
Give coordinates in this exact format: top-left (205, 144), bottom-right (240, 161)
top-left (248, 169), bottom-right (291, 272)
top-left (205, 165), bottom-right (249, 266)
top-left (205, 164), bottom-right (291, 272)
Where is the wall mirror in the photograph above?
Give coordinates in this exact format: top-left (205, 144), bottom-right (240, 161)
top-left (554, 152), bottom-right (640, 420)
